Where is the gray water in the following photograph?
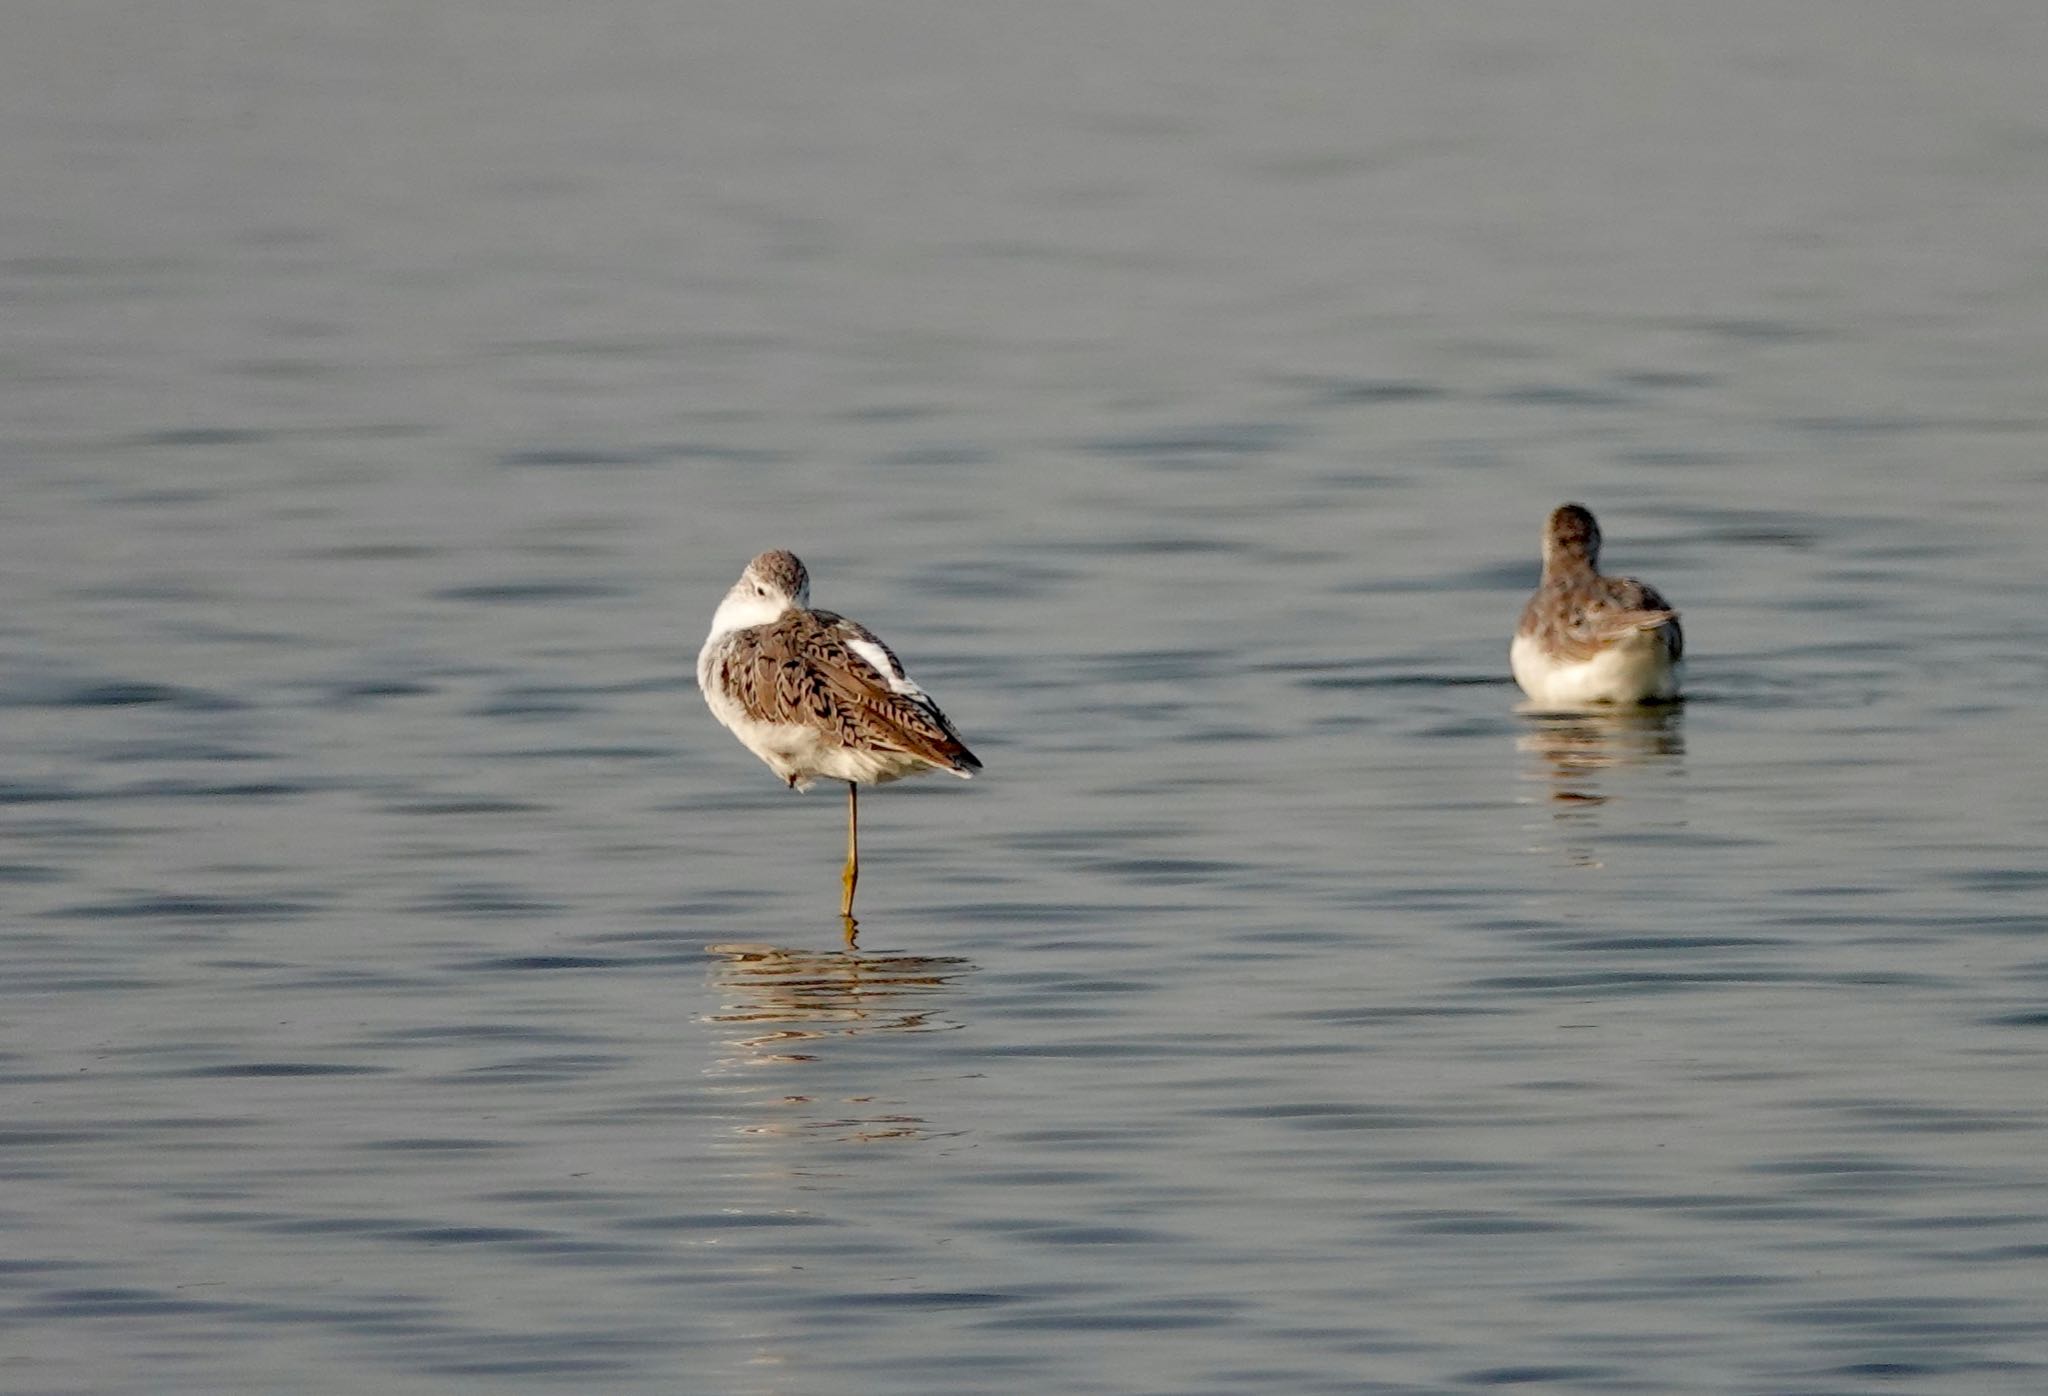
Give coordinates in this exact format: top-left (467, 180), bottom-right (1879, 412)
top-left (5, 5), bottom-right (2048, 1393)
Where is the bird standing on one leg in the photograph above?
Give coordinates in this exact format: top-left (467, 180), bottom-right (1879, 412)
top-left (1510, 504), bottom-right (1684, 710)
top-left (697, 550), bottom-right (981, 939)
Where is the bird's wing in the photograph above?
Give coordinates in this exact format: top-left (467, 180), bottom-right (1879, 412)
top-left (1520, 576), bottom-right (1682, 663)
top-left (719, 610), bottom-right (981, 773)
top-left (1617, 577), bottom-right (1683, 661)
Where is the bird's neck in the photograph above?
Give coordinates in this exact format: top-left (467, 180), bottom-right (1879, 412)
top-left (1543, 550), bottom-right (1597, 584)
top-left (705, 593), bottom-right (790, 644)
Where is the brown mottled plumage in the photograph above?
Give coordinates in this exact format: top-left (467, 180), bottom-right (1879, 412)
top-left (708, 608), bottom-right (979, 783)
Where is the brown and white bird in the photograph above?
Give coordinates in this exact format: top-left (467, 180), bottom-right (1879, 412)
top-left (697, 550), bottom-right (981, 931)
top-left (1511, 504), bottom-right (1683, 709)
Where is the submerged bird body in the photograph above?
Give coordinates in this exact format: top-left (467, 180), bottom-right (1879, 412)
top-left (697, 550), bottom-right (978, 927)
top-left (1511, 505), bottom-right (1682, 709)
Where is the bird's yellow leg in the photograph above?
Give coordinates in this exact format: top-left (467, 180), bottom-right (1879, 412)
top-left (840, 782), bottom-right (860, 921)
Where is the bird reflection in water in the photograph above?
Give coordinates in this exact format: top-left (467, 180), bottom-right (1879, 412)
top-left (1516, 707), bottom-right (1685, 867)
top-left (703, 940), bottom-right (974, 1144)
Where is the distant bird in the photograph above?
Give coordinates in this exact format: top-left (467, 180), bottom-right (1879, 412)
top-left (697, 550), bottom-right (981, 932)
top-left (1511, 504), bottom-right (1683, 709)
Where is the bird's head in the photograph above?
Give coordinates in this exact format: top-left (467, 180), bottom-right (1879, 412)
top-left (1543, 504), bottom-right (1602, 571)
top-left (709, 549), bottom-right (810, 635)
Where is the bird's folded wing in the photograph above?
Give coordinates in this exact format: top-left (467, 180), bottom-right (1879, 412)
top-left (1522, 577), bottom-right (1683, 663)
top-left (723, 614), bottom-right (978, 770)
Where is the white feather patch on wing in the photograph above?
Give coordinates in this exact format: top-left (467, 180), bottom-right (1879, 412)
top-left (844, 635), bottom-right (924, 697)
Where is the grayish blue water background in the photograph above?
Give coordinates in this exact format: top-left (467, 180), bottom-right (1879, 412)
top-left (4, 4), bottom-right (2048, 1392)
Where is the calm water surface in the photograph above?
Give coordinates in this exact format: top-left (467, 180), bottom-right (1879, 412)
top-left (4, 5), bottom-right (2048, 1393)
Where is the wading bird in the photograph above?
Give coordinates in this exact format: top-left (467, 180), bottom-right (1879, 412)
top-left (698, 550), bottom-right (980, 938)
